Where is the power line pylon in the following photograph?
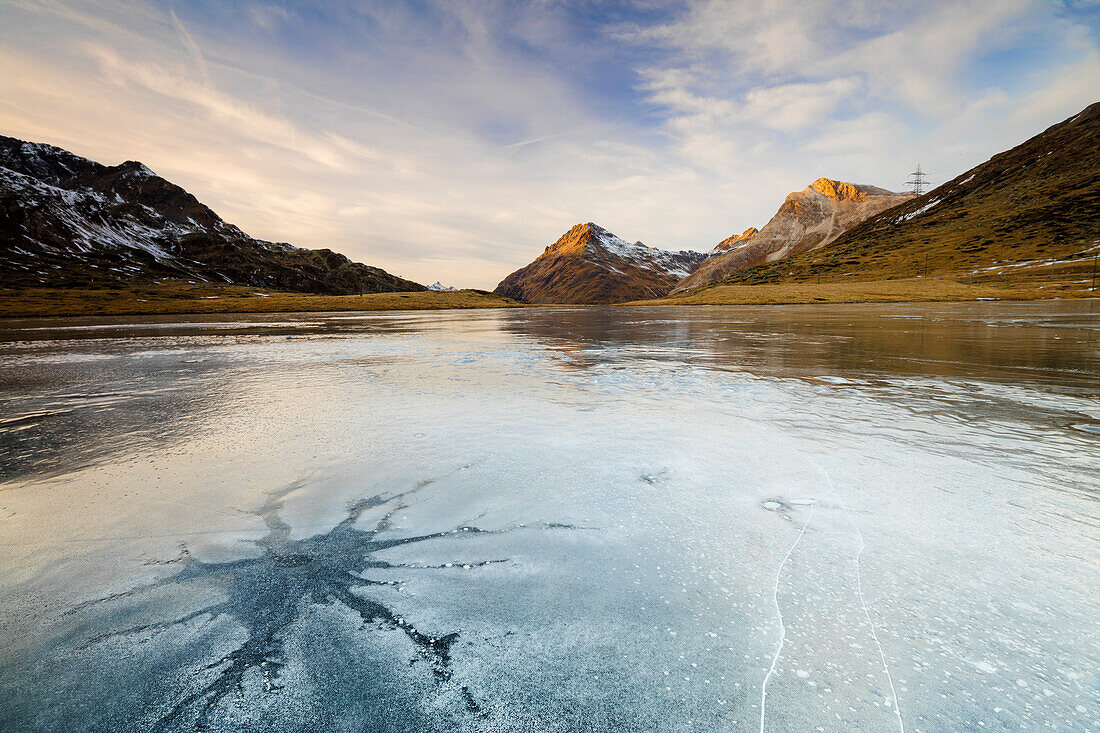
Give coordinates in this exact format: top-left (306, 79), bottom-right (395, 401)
top-left (907, 163), bottom-right (929, 196)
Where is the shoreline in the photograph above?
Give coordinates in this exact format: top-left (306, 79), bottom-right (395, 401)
top-left (0, 284), bottom-right (524, 319)
top-left (627, 276), bottom-right (1097, 307)
top-left (1, 277), bottom-right (1095, 319)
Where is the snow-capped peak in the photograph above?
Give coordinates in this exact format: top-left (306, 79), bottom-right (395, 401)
top-left (589, 225), bottom-right (704, 278)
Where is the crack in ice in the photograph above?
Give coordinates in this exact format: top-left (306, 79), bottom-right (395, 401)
top-left (757, 450), bottom-right (906, 733)
top-left (759, 499), bottom-right (815, 733)
top-left (57, 465), bottom-right (564, 730)
top-left (813, 458), bottom-right (906, 733)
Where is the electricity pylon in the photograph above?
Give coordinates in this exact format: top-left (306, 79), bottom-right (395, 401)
top-left (907, 164), bottom-right (929, 195)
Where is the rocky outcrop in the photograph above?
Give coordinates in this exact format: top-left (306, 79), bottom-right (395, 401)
top-left (0, 135), bottom-right (424, 294)
top-left (673, 178), bottom-right (912, 293)
top-left (495, 222), bottom-right (708, 304)
top-left (715, 227), bottom-right (758, 251)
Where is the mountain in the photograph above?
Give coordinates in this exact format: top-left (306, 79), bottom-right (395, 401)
top-left (0, 136), bottom-right (424, 294)
top-left (494, 222), bottom-right (708, 304)
top-left (715, 227), bottom-right (758, 251)
top-left (672, 178), bottom-right (912, 293)
top-left (699, 102), bottom-right (1100, 287)
top-left (428, 281), bottom-right (457, 292)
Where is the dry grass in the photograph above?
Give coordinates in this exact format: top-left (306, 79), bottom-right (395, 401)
top-left (628, 276), bottom-right (1098, 306)
top-left (0, 281), bottom-right (522, 318)
top-left (3, 274), bottom-right (1094, 318)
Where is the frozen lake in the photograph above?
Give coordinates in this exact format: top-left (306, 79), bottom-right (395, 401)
top-left (0, 302), bottom-right (1097, 732)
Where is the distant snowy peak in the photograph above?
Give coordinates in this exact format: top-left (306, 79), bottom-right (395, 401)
top-left (428, 282), bottom-right (457, 291)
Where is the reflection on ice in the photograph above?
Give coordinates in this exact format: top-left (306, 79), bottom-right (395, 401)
top-left (0, 302), bottom-right (1097, 731)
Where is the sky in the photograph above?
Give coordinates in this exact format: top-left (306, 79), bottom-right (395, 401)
top-left (1, 0), bottom-right (1098, 288)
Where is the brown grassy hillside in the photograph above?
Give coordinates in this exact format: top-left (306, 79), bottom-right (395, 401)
top-left (693, 102), bottom-right (1100, 289)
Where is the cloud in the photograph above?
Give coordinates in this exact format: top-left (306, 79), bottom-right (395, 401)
top-left (168, 9), bottom-right (209, 84)
top-left (628, 0), bottom-right (1100, 197)
top-left (743, 78), bottom-right (862, 132)
top-left (1, 0), bottom-right (1098, 288)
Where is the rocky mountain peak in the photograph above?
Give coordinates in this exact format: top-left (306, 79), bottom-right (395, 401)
top-left (117, 160), bottom-right (157, 176)
top-left (716, 227), bottom-right (759, 251)
top-left (809, 178), bottom-right (861, 201)
top-left (808, 178), bottom-right (896, 201)
top-left (545, 222), bottom-right (617, 254)
top-left (566, 221), bottom-right (609, 239)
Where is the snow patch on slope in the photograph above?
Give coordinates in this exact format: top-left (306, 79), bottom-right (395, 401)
top-left (1, 166), bottom-right (182, 261)
top-left (592, 227), bottom-right (701, 278)
top-left (895, 198), bottom-right (942, 223)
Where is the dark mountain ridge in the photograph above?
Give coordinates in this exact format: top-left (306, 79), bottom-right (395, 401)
top-left (0, 136), bottom-right (424, 294)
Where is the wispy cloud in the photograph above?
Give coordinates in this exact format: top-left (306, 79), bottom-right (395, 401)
top-left (168, 9), bottom-right (208, 84)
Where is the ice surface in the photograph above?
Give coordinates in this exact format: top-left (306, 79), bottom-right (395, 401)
top-left (0, 302), bottom-right (1097, 732)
